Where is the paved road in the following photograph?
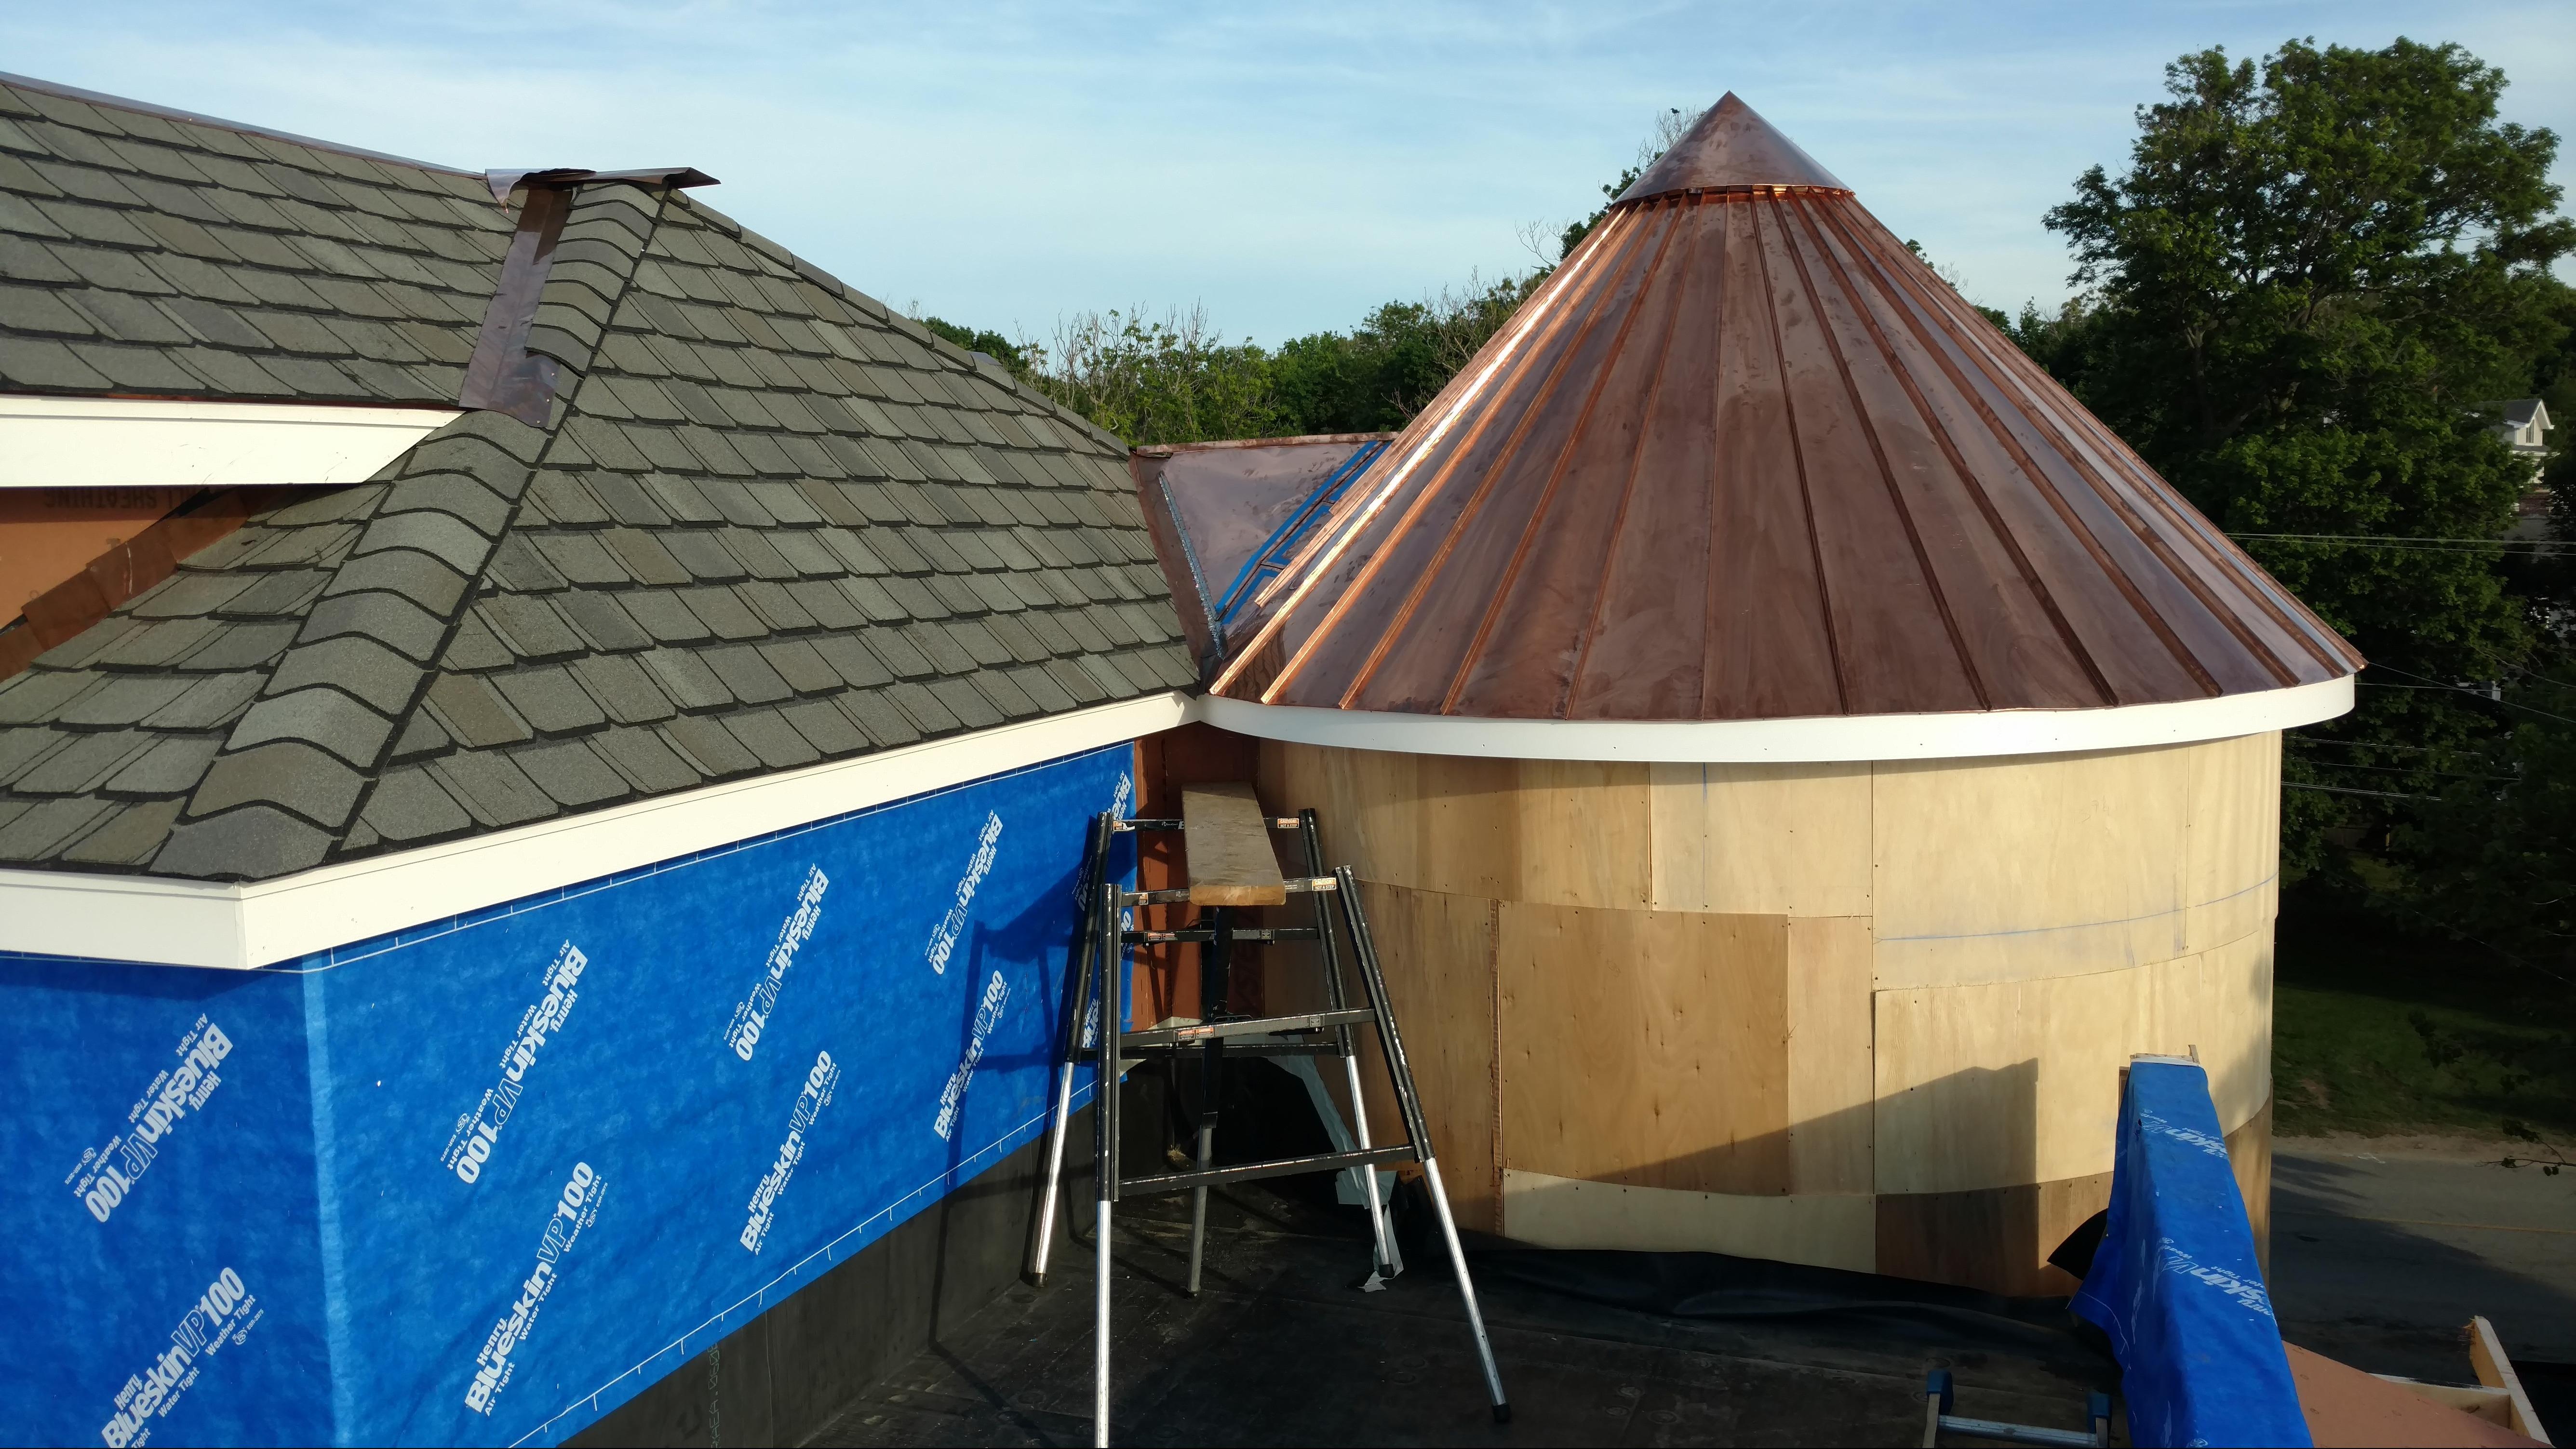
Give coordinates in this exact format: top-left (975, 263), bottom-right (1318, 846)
top-left (2269, 1135), bottom-right (2575, 1423)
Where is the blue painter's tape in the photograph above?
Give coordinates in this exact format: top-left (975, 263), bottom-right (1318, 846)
top-left (0, 744), bottom-right (1137, 1447)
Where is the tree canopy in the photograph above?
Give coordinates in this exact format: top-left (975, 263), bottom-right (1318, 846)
top-left (2024, 37), bottom-right (2575, 968)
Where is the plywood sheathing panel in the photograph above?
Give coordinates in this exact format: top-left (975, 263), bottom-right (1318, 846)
top-left (1502, 1169), bottom-right (1875, 1272)
top-left (1871, 744), bottom-right (2195, 988)
top-left (1348, 881), bottom-right (1502, 1231)
top-left (1648, 761), bottom-right (1872, 915)
top-left (2185, 730), bottom-right (2283, 953)
top-left (2230, 1095), bottom-right (2274, 1279)
top-left (1874, 1170), bottom-right (2110, 1296)
top-left (1787, 916), bottom-right (1876, 1194)
top-left (1498, 900), bottom-right (1790, 1194)
top-left (1873, 932), bottom-right (2274, 1195)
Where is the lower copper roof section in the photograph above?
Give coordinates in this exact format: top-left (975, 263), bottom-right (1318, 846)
top-left (1210, 157), bottom-right (2361, 722)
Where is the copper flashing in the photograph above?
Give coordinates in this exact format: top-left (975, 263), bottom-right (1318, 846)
top-left (456, 168), bottom-right (716, 426)
top-left (1617, 94), bottom-right (1847, 201)
top-left (1203, 97), bottom-right (2360, 723)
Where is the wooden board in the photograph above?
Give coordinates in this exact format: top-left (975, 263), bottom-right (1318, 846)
top-left (1181, 782), bottom-right (1287, 905)
top-left (1873, 1171), bottom-right (2110, 1296)
top-left (2287, 1343), bottom-right (2547, 1447)
top-left (1786, 916), bottom-right (1875, 1194)
top-left (1511, 758), bottom-right (1653, 908)
top-left (2470, 1315), bottom-right (2554, 1445)
top-left (1501, 1169), bottom-right (1874, 1272)
top-left (1875, 939), bottom-right (2275, 1195)
top-left (1648, 761), bottom-right (1873, 917)
top-left (1870, 743), bottom-right (2196, 988)
top-left (1345, 881), bottom-right (1503, 1231)
top-left (1497, 900), bottom-right (1791, 1195)
top-left (2228, 1094), bottom-right (2274, 1279)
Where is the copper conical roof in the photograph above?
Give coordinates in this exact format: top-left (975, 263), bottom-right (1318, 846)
top-left (1208, 97), bottom-right (2360, 722)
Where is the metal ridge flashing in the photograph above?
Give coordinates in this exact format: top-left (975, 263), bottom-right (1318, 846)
top-left (0, 691), bottom-right (1190, 971)
top-left (1198, 675), bottom-right (2353, 763)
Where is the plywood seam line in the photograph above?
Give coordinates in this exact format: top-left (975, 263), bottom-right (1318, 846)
top-left (1211, 206), bottom-right (1630, 699)
top-left (1568, 200), bottom-right (1704, 713)
top-left (1748, 201), bottom-right (1852, 715)
top-left (1326, 210), bottom-right (1653, 711)
top-left (1438, 200), bottom-right (1689, 716)
top-left (1844, 215), bottom-right (2287, 693)
top-left (1788, 197), bottom-right (2117, 709)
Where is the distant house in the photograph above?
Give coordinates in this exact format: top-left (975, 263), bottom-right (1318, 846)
top-left (2493, 398), bottom-right (2555, 537)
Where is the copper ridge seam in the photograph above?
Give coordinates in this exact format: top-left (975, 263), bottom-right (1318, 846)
top-left (1773, 194), bottom-right (1988, 710)
top-left (1436, 199), bottom-right (1689, 717)
top-left (1943, 293), bottom-right (2355, 674)
top-left (1793, 197), bottom-right (2117, 707)
top-left (1847, 211), bottom-right (2306, 688)
top-left (1747, 198), bottom-right (1849, 716)
top-left (1567, 199), bottom-right (1704, 714)
top-left (1210, 207), bottom-right (1634, 699)
top-left (1329, 207), bottom-right (1654, 711)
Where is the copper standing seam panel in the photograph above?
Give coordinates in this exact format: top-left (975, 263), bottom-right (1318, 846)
top-left (1782, 197), bottom-right (2106, 711)
top-left (1276, 216), bottom-right (1632, 707)
top-left (1761, 197), bottom-right (1986, 713)
top-left (1300, 209), bottom-right (1659, 711)
top-left (1205, 96), bottom-right (2360, 722)
top-left (1444, 199), bottom-right (1698, 718)
top-left (1566, 199), bottom-right (1732, 718)
top-left (1944, 293), bottom-right (2360, 677)
top-left (1348, 202), bottom-right (1675, 714)
top-left (1788, 198), bottom-right (2117, 709)
top-left (1842, 204), bottom-right (2348, 681)
top-left (1704, 197), bottom-right (1847, 719)
top-left (1844, 210), bottom-right (2302, 695)
top-left (1226, 207), bottom-right (1640, 702)
top-left (1818, 211), bottom-right (2213, 705)
top-left (1550, 201), bottom-right (1702, 716)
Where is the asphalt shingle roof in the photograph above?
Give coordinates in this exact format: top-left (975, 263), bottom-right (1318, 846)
top-left (0, 76), bottom-right (1191, 883)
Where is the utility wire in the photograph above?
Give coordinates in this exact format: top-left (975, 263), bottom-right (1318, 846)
top-left (2286, 781), bottom-right (2440, 801)
top-left (2368, 664), bottom-right (2576, 726)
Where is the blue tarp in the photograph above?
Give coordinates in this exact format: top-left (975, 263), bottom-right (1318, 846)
top-left (1, 744), bottom-right (1134, 1448)
top-left (2071, 1058), bottom-right (2310, 1449)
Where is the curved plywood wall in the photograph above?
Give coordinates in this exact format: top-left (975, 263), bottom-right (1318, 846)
top-left (1258, 732), bottom-right (2280, 1295)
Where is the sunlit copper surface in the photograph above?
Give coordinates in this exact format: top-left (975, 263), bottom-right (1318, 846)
top-left (1208, 97), bottom-right (2360, 719)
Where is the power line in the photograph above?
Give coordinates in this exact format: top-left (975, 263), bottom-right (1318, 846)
top-left (2286, 781), bottom-right (2439, 801)
top-left (2369, 664), bottom-right (2576, 725)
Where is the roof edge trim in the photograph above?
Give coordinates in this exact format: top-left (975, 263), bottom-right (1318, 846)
top-left (0, 396), bottom-right (458, 489)
top-left (0, 71), bottom-right (478, 177)
top-left (1200, 676), bottom-right (2352, 764)
top-left (0, 691), bottom-right (1190, 971)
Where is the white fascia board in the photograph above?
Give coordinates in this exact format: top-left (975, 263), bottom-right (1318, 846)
top-left (0, 692), bottom-right (1190, 972)
top-left (0, 395), bottom-right (458, 489)
top-left (1198, 675), bottom-right (2353, 763)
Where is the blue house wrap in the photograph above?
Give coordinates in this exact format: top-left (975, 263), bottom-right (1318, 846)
top-left (2, 746), bottom-right (1133, 1448)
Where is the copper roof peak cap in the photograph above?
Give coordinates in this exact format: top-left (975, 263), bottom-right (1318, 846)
top-left (1615, 93), bottom-right (1846, 201)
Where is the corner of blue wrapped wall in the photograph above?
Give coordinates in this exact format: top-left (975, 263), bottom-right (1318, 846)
top-left (1, 744), bottom-right (1138, 1448)
top-left (2071, 1058), bottom-right (2311, 1449)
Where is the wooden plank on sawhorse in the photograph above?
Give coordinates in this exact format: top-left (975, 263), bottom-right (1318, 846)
top-left (1181, 782), bottom-right (1287, 905)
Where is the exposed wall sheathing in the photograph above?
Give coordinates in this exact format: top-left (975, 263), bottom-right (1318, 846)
top-left (0, 745), bottom-right (1131, 1447)
top-left (1262, 732), bottom-right (2281, 1295)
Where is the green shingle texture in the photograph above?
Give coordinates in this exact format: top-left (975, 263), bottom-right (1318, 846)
top-left (0, 76), bottom-right (1189, 883)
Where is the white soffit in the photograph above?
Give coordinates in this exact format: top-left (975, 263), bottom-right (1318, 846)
top-left (0, 395), bottom-right (459, 489)
top-left (1199, 675), bottom-right (2354, 763)
top-left (0, 692), bottom-right (1190, 973)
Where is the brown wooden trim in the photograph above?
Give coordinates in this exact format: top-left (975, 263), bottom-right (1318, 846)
top-left (0, 488), bottom-right (281, 683)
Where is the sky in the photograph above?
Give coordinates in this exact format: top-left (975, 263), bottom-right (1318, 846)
top-left (5, 1), bottom-right (2572, 348)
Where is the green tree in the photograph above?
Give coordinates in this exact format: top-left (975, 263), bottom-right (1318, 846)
top-left (2031, 38), bottom-right (2575, 893)
top-left (916, 315), bottom-right (1033, 376)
